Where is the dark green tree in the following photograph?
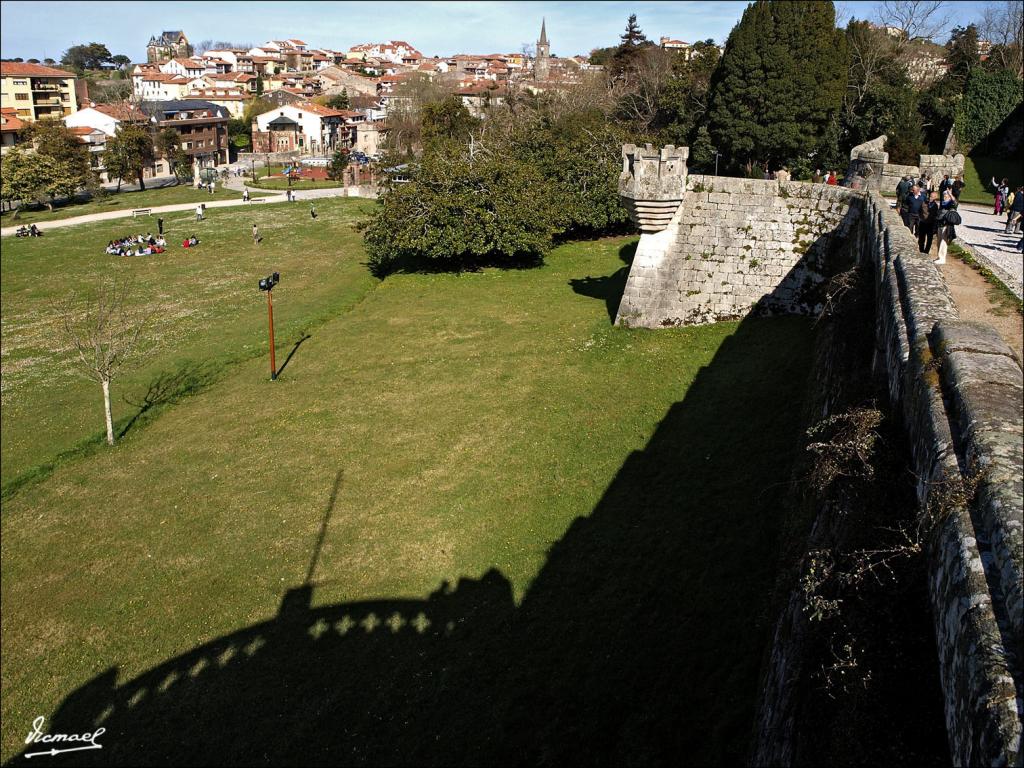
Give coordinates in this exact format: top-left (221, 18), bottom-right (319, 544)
top-left (325, 91), bottom-right (350, 110)
top-left (61, 42), bottom-right (112, 72)
top-left (110, 54), bottom-right (132, 70)
top-left (655, 40), bottom-right (722, 146)
top-left (29, 120), bottom-right (94, 199)
top-left (945, 25), bottom-right (981, 89)
top-left (611, 14), bottom-right (653, 77)
top-left (420, 96), bottom-right (479, 151)
top-left (155, 128), bottom-right (190, 183)
top-left (104, 124), bottom-right (156, 190)
top-left (327, 149), bottom-right (349, 181)
top-left (707, 0), bottom-right (847, 173)
top-left (955, 67), bottom-right (1024, 149)
top-left (363, 152), bottom-right (558, 275)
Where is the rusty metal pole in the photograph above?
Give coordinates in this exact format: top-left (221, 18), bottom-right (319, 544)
top-left (267, 288), bottom-right (277, 380)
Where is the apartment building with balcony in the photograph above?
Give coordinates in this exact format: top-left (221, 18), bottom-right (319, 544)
top-left (0, 62), bottom-right (78, 122)
top-left (142, 100), bottom-right (229, 168)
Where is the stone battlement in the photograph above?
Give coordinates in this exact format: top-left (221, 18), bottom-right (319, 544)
top-left (618, 143), bottom-right (688, 233)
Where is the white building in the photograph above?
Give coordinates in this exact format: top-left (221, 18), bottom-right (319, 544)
top-left (348, 41), bottom-right (422, 66)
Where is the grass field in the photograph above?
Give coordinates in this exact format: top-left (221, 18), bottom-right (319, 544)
top-left (959, 155), bottom-right (1023, 207)
top-left (0, 216), bottom-right (815, 763)
top-left (1, 184), bottom-right (243, 225)
top-left (1, 197), bottom-right (376, 491)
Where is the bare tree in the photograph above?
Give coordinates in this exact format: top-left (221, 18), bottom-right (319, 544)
top-left (978, 1), bottom-right (1024, 75)
top-left (610, 46), bottom-right (675, 132)
top-left (877, 0), bottom-right (952, 46)
top-left (56, 280), bottom-right (155, 445)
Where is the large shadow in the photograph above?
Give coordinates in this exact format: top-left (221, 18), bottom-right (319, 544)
top-left (569, 241), bottom-right (636, 322)
top-left (6, 317), bottom-right (815, 767)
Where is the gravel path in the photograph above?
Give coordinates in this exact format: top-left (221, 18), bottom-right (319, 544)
top-left (955, 204), bottom-right (1023, 299)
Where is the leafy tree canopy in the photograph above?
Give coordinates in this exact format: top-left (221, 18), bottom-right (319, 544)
top-left (61, 42), bottom-right (111, 72)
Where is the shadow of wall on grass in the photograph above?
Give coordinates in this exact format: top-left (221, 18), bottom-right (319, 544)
top-left (568, 240), bottom-right (637, 322)
top-left (5, 317), bottom-right (815, 767)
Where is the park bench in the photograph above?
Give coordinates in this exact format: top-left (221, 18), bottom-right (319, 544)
top-left (132, 208), bottom-right (152, 218)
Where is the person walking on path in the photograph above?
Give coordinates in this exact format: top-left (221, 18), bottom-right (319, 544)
top-left (243, 189), bottom-right (250, 203)
top-left (896, 175), bottom-right (912, 215)
top-left (903, 185), bottom-right (926, 234)
top-left (919, 191), bottom-right (940, 255)
top-left (935, 190), bottom-right (960, 265)
top-left (195, 204), bottom-right (204, 222)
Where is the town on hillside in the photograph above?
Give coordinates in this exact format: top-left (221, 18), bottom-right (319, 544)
top-left (2, 21), bottom-right (720, 182)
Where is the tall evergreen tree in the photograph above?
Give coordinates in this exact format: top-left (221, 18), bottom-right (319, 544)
top-left (707, 0), bottom-right (847, 173)
top-left (945, 25), bottom-right (981, 88)
top-left (612, 14), bottom-right (653, 77)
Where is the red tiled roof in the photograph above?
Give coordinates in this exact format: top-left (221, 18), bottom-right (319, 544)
top-left (69, 126), bottom-right (98, 135)
top-left (295, 100), bottom-right (346, 117)
top-left (93, 103), bottom-right (150, 121)
top-left (0, 107), bottom-right (26, 132)
top-left (0, 61), bottom-right (74, 77)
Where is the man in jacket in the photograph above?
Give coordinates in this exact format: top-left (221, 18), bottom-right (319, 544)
top-left (904, 185), bottom-right (926, 235)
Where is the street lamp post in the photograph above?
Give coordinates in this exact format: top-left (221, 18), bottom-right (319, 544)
top-left (714, 152), bottom-right (722, 177)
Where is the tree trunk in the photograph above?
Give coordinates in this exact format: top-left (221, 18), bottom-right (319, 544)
top-left (137, 169), bottom-right (146, 191)
top-left (116, 177), bottom-right (122, 193)
top-left (102, 378), bottom-right (114, 445)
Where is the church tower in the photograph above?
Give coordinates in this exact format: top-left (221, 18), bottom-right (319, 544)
top-left (535, 18), bottom-right (550, 81)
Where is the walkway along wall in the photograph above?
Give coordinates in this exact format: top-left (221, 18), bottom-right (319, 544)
top-left (616, 146), bottom-right (1023, 765)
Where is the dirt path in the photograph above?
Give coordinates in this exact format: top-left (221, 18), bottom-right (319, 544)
top-left (938, 253), bottom-right (1023, 364)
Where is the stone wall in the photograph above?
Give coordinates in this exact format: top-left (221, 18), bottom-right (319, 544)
top-left (613, 145), bottom-right (1022, 764)
top-left (846, 134), bottom-right (965, 193)
top-left (865, 191), bottom-right (1022, 766)
top-left (615, 175), bottom-right (860, 328)
top-left (755, 192), bottom-right (1024, 766)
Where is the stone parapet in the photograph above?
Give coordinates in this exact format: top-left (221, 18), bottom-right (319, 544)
top-left (618, 143), bottom-right (688, 233)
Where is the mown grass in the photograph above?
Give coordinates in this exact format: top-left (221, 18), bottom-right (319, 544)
top-left (0, 229), bottom-right (815, 764)
top-left (0, 197), bottom-right (377, 490)
top-left (0, 184), bottom-right (243, 225)
top-left (959, 155), bottom-right (1023, 207)
top-left (247, 162), bottom-right (347, 190)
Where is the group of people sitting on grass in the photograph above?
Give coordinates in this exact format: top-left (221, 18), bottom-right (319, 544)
top-left (181, 235), bottom-right (201, 248)
top-left (14, 224), bottom-right (43, 237)
top-left (106, 233), bottom-right (167, 257)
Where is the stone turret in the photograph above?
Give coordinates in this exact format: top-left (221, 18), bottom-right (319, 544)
top-left (618, 143), bottom-right (688, 233)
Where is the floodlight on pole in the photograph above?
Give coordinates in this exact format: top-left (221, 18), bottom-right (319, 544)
top-left (258, 271), bottom-right (280, 380)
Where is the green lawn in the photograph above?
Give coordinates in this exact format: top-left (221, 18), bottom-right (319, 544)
top-left (1, 184), bottom-right (243, 225)
top-left (0, 223), bottom-right (815, 763)
top-left (1, 197), bottom-right (376, 490)
top-left (959, 155), bottom-right (1023, 207)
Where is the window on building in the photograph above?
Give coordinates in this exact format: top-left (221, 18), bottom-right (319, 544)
top-left (15, 93), bottom-right (28, 101)
top-left (13, 79), bottom-right (27, 85)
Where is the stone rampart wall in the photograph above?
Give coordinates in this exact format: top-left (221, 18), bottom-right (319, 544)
top-left (615, 176), bottom-right (860, 328)
top-left (865, 191), bottom-right (1022, 766)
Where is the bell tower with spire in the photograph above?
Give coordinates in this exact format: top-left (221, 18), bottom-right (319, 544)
top-left (535, 18), bottom-right (550, 81)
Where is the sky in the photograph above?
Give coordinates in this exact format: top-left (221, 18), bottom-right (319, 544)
top-left (0, 0), bottom-right (987, 63)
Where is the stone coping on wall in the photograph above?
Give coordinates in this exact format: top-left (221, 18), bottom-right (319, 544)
top-left (865, 190), bottom-right (1023, 766)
